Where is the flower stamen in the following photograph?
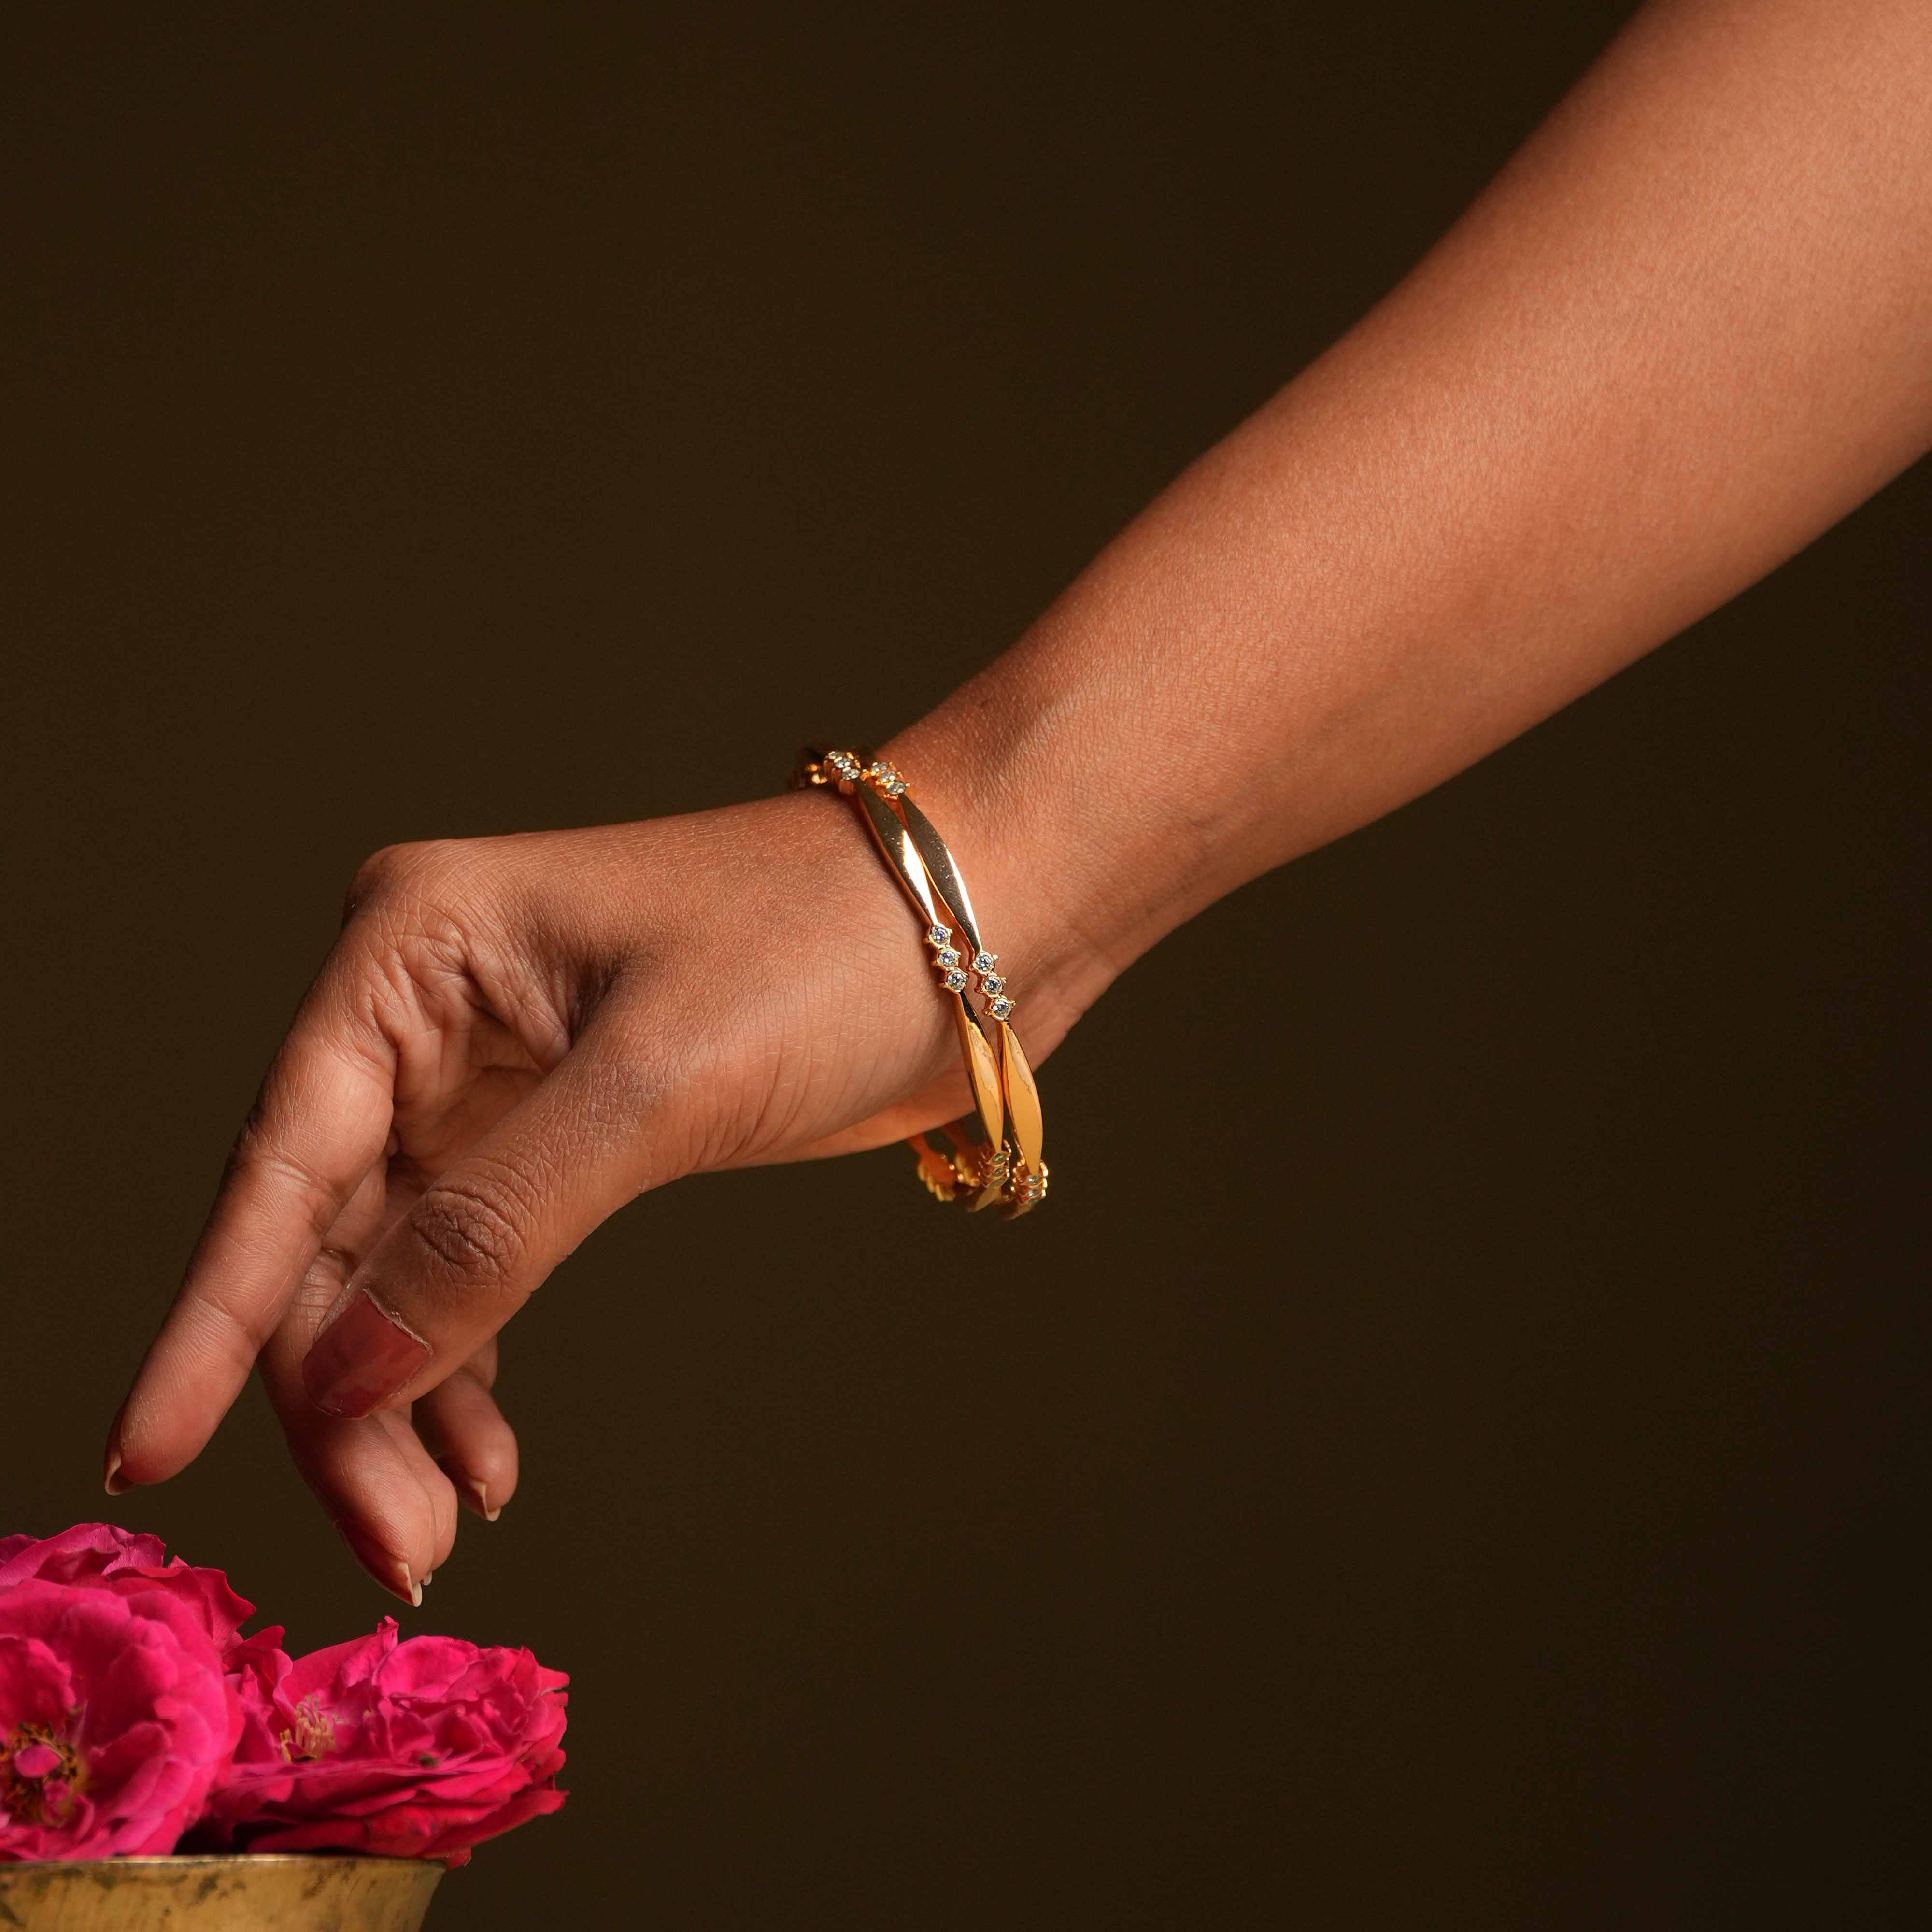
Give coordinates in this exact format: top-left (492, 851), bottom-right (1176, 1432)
top-left (1, 1722), bottom-right (88, 1826)
top-left (277, 1694), bottom-right (338, 1763)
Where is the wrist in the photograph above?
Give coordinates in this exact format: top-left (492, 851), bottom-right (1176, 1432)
top-left (877, 684), bottom-right (1138, 1063)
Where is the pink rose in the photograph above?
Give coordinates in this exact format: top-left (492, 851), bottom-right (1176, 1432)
top-left (0, 1581), bottom-right (242, 1861)
top-left (0, 1525), bottom-right (274, 1665)
top-left (208, 1619), bottom-right (568, 1866)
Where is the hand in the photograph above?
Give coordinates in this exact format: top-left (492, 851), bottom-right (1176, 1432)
top-left (104, 789), bottom-right (1064, 1602)
top-left (106, 0), bottom-right (1932, 1610)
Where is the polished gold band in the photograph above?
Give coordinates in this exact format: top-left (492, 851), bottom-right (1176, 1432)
top-left (792, 746), bottom-right (1048, 1216)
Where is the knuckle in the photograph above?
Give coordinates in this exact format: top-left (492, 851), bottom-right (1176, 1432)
top-left (343, 838), bottom-right (469, 920)
top-left (407, 1170), bottom-right (533, 1290)
top-left (344, 842), bottom-right (414, 915)
top-left (212, 1293), bottom-right (279, 1363)
top-left (182, 1276), bottom-right (283, 1381)
top-left (228, 1122), bottom-right (343, 1245)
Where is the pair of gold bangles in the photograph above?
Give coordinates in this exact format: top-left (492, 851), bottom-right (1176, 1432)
top-left (791, 746), bottom-right (1048, 1217)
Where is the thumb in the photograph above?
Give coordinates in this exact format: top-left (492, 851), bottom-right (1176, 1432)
top-left (301, 1034), bottom-right (679, 1420)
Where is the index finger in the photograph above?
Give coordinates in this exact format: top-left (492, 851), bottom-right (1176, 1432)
top-left (106, 959), bottom-right (395, 1491)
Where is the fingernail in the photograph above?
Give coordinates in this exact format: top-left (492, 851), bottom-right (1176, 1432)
top-left (103, 1406), bottom-right (131, 1496)
top-left (440, 1466), bottom-right (504, 1523)
top-left (303, 1290), bottom-right (432, 1418)
top-left (341, 1523), bottom-right (422, 1608)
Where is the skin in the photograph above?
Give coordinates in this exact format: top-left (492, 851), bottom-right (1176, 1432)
top-left (107, 0), bottom-right (1932, 1603)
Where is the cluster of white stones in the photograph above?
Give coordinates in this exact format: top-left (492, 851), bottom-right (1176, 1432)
top-left (968, 948), bottom-right (1014, 1021)
top-left (927, 923), bottom-right (968, 992)
top-left (1011, 1163), bottom-right (1049, 1206)
top-left (866, 759), bottom-right (909, 797)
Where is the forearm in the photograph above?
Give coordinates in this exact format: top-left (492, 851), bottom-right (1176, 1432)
top-left (109, 0), bottom-right (1932, 1582)
top-left (888, 0), bottom-right (1932, 1037)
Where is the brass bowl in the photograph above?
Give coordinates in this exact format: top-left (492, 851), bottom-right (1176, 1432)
top-left (0, 1856), bottom-right (444, 1931)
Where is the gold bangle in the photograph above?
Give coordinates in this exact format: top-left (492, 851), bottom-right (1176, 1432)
top-left (793, 746), bottom-right (1049, 1216)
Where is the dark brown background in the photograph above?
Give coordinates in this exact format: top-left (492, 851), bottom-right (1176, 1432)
top-left (6, 4), bottom-right (1927, 1925)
